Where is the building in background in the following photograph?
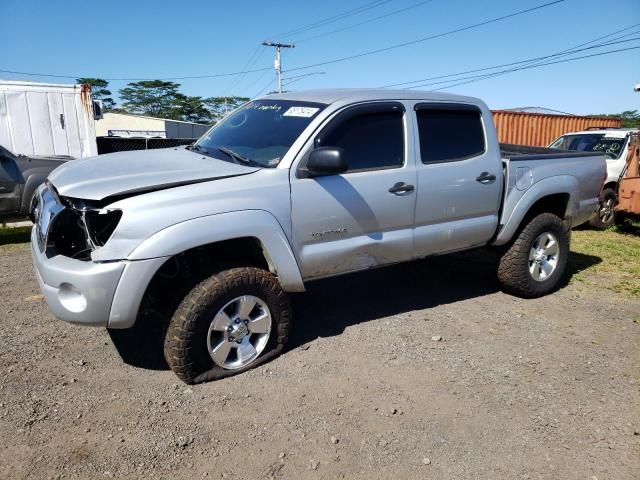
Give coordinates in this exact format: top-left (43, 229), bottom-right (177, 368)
top-left (0, 80), bottom-right (99, 158)
top-left (95, 112), bottom-right (211, 139)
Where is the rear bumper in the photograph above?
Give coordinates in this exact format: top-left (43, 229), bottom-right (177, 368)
top-left (31, 228), bottom-right (166, 328)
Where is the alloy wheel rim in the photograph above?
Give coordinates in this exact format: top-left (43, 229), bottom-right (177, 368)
top-left (528, 232), bottom-right (560, 282)
top-left (599, 197), bottom-right (614, 223)
top-left (207, 295), bottom-right (272, 370)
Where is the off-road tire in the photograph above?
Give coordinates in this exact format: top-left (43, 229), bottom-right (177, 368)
top-left (588, 187), bottom-right (617, 230)
top-left (164, 267), bottom-right (291, 384)
top-left (497, 213), bottom-right (569, 298)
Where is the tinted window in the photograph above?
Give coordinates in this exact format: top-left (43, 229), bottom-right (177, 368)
top-left (417, 108), bottom-right (485, 163)
top-left (0, 157), bottom-right (17, 183)
top-left (0, 164), bottom-right (11, 182)
top-left (321, 112), bottom-right (404, 171)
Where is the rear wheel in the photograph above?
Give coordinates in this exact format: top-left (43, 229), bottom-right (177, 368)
top-left (497, 213), bottom-right (569, 298)
top-left (589, 187), bottom-right (617, 230)
top-left (164, 267), bottom-right (291, 384)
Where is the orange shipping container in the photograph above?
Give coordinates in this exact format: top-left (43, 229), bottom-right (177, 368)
top-left (490, 110), bottom-right (621, 147)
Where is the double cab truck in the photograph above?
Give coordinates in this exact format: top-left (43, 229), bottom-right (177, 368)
top-left (30, 89), bottom-right (606, 384)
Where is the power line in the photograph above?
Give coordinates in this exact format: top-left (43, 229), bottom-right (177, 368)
top-left (230, 1), bottom-right (395, 95)
top-left (425, 28), bottom-right (640, 91)
top-left (294, 0), bottom-right (435, 43)
top-left (220, 45), bottom-right (263, 98)
top-left (283, 0), bottom-right (566, 73)
top-left (0, 65), bottom-right (272, 82)
top-left (0, 0), bottom-right (565, 82)
top-left (427, 45), bottom-right (640, 91)
top-left (254, 77), bottom-right (277, 98)
top-left (274, 0), bottom-right (392, 39)
top-left (240, 69), bottom-right (272, 96)
top-left (283, 72), bottom-right (327, 87)
top-left (462, 23), bottom-right (640, 90)
top-left (423, 43), bottom-right (640, 90)
top-left (381, 34), bottom-right (640, 89)
top-left (283, 71), bottom-right (327, 82)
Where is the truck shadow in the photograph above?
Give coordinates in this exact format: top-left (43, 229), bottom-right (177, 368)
top-left (108, 248), bottom-right (601, 371)
top-left (287, 248), bottom-right (601, 349)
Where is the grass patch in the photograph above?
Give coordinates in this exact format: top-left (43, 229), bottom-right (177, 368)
top-left (0, 226), bottom-right (31, 246)
top-left (570, 228), bottom-right (640, 298)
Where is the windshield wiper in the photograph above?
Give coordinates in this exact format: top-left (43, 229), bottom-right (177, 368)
top-left (187, 144), bottom-right (209, 155)
top-left (215, 146), bottom-right (258, 166)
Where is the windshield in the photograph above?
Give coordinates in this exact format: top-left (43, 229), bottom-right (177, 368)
top-left (195, 99), bottom-right (326, 168)
top-left (549, 133), bottom-right (627, 160)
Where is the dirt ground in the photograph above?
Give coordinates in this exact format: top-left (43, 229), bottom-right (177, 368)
top-left (0, 238), bottom-right (638, 480)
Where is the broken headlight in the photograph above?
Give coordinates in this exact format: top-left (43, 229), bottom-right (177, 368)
top-left (82, 209), bottom-right (122, 248)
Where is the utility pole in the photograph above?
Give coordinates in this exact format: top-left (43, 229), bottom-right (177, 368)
top-left (262, 41), bottom-right (295, 94)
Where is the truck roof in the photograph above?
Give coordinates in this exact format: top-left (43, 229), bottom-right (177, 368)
top-left (560, 128), bottom-right (638, 138)
top-left (261, 88), bottom-right (480, 105)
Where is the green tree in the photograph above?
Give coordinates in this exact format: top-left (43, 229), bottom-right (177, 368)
top-left (204, 96), bottom-right (250, 123)
top-left (169, 94), bottom-right (213, 124)
top-left (119, 80), bottom-right (181, 118)
top-left (591, 110), bottom-right (640, 128)
top-left (76, 77), bottom-right (115, 110)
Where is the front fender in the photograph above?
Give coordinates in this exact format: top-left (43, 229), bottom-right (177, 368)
top-left (128, 209), bottom-right (305, 292)
top-left (493, 175), bottom-right (578, 246)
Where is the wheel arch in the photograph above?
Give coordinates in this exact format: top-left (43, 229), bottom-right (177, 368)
top-left (19, 173), bottom-right (48, 215)
top-left (128, 210), bottom-right (304, 292)
top-left (494, 175), bottom-right (577, 246)
top-left (107, 211), bottom-right (304, 329)
top-left (602, 182), bottom-right (618, 195)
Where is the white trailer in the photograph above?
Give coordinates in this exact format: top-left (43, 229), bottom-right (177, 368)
top-left (0, 80), bottom-right (98, 158)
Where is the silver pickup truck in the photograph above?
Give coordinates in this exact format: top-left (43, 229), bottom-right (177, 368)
top-left (30, 89), bottom-right (605, 383)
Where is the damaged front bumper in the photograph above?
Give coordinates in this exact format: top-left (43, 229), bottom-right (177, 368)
top-left (31, 227), bottom-right (124, 326)
top-left (30, 183), bottom-right (167, 329)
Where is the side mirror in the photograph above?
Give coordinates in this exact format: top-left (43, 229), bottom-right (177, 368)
top-left (306, 147), bottom-right (347, 176)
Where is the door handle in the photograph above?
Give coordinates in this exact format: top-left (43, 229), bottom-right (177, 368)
top-left (476, 172), bottom-right (497, 184)
top-left (388, 182), bottom-right (415, 194)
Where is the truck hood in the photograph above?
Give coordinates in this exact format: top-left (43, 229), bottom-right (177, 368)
top-left (48, 147), bottom-right (260, 201)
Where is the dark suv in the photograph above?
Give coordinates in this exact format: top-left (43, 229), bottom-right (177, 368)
top-left (0, 145), bottom-right (71, 221)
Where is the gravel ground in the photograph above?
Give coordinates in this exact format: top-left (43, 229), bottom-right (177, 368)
top-left (0, 242), bottom-right (638, 479)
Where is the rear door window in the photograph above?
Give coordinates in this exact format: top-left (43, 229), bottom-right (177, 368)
top-left (416, 106), bottom-right (485, 164)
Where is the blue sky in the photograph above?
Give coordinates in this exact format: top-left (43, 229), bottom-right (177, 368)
top-left (1, 0), bottom-right (638, 114)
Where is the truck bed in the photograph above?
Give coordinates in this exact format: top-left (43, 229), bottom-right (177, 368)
top-left (500, 143), bottom-right (602, 160)
top-left (495, 145), bottom-right (606, 245)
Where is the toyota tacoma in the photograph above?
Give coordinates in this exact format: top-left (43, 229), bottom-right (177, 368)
top-left (30, 89), bottom-right (606, 383)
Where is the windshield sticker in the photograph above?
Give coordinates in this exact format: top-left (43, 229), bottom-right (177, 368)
top-left (283, 106), bottom-right (320, 118)
top-left (248, 103), bottom-right (282, 112)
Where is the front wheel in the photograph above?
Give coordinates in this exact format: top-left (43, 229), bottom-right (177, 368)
top-left (588, 188), bottom-right (617, 230)
top-left (164, 267), bottom-right (292, 384)
top-left (497, 213), bottom-right (569, 298)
